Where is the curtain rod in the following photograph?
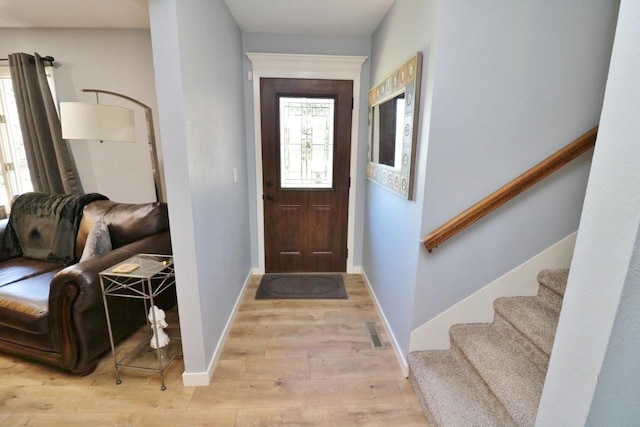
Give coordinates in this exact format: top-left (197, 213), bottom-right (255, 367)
top-left (0, 56), bottom-right (55, 64)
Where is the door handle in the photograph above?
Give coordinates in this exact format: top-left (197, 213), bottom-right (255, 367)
top-left (265, 193), bottom-right (274, 201)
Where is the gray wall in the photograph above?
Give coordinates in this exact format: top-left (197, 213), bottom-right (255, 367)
top-left (0, 28), bottom-right (159, 203)
top-left (414, 0), bottom-right (618, 331)
top-left (149, 0), bottom-right (251, 375)
top-left (365, 0), bottom-right (619, 357)
top-left (365, 0), bottom-right (440, 356)
top-left (536, 1), bottom-right (640, 423)
top-left (588, 225), bottom-right (640, 425)
top-left (242, 33), bottom-right (371, 269)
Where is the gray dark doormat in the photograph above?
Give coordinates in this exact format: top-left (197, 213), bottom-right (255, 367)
top-left (255, 274), bottom-right (347, 300)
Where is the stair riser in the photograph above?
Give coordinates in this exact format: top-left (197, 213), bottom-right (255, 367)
top-left (537, 269), bottom-right (568, 298)
top-left (450, 322), bottom-right (547, 425)
top-left (493, 311), bottom-right (552, 361)
top-left (537, 284), bottom-right (563, 309)
top-left (449, 342), bottom-right (517, 426)
top-left (408, 369), bottom-right (439, 426)
top-left (409, 270), bottom-right (568, 426)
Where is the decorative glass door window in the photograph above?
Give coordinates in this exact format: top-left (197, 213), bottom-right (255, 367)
top-left (279, 97), bottom-right (335, 189)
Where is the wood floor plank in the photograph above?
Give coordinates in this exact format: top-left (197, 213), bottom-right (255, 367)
top-left (264, 339), bottom-right (388, 359)
top-left (235, 403), bottom-right (429, 427)
top-left (219, 338), bottom-right (267, 360)
top-left (238, 299), bottom-right (344, 311)
top-left (2, 410), bottom-right (238, 427)
top-left (188, 378), bottom-right (406, 410)
top-left (0, 274), bottom-right (427, 425)
top-left (310, 356), bottom-right (401, 379)
top-left (234, 310), bottom-right (328, 325)
top-left (396, 376), bottom-right (423, 405)
top-left (213, 358), bottom-right (310, 380)
top-left (249, 323), bottom-right (364, 342)
top-left (0, 384), bottom-right (194, 413)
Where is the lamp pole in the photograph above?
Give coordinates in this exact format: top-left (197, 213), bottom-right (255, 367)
top-left (82, 89), bottom-right (163, 203)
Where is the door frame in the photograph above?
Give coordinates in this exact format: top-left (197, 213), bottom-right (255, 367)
top-left (247, 53), bottom-right (367, 274)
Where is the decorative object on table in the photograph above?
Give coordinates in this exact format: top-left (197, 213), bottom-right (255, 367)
top-left (59, 89), bottom-right (164, 202)
top-left (255, 274), bottom-right (347, 300)
top-left (148, 305), bottom-right (170, 349)
top-left (111, 262), bottom-right (140, 274)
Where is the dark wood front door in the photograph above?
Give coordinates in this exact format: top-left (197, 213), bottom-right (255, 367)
top-left (261, 78), bottom-right (353, 273)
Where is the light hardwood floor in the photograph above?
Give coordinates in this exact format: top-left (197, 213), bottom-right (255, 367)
top-left (0, 274), bottom-right (428, 426)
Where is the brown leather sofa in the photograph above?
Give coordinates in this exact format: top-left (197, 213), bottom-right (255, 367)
top-left (0, 199), bottom-right (174, 375)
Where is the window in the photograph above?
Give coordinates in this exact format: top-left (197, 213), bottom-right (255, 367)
top-left (279, 97), bottom-right (335, 189)
top-left (0, 65), bottom-right (56, 211)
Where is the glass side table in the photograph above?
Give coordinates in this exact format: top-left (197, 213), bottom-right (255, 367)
top-left (99, 254), bottom-right (181, 390)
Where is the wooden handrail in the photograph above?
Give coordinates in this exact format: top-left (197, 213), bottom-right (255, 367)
top-left (422, 126), bottom-right (598, 252)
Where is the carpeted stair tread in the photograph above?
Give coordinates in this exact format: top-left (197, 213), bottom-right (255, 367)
top-left (537, 269), bottom-right (568, 297)
top-left (450, 322), bottom-right (547, 426)
top-left (409, 268), bottom-right (569, 424)
top-left (494, 296), bottom-right (561, 356)
top-left (408, 350), bottom-right (516, 427)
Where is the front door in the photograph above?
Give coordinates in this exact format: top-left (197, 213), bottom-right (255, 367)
top-left (261, 78), bottom-right (353, 273)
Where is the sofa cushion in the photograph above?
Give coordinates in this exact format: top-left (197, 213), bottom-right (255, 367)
top-left (0, 270), bottom-right (58, 334)
top-left (0, 258), bottom-right (64, 289)
top-left (105, 202), bottom-right (169, 248)
top-left (75, 201), bottom-right (168, 258)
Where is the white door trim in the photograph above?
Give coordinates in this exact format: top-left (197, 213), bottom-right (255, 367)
top-left (247, 53), bottom-right (367, 274)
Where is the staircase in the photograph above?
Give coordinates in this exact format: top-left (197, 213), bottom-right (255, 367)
top-left (408, 269), bottom-right (568, 426)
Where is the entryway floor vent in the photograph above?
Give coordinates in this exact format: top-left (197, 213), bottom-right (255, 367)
top-left (365, 321), bottom-right (385, 349)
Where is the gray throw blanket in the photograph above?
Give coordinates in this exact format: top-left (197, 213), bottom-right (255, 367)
top-left (3, 192), bottom-right (108, 264)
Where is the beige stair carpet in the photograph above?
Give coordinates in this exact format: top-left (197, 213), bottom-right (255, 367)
top-left (408, 269), bottom-right (568, 426)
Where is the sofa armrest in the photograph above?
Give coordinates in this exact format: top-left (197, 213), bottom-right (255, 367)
top-left (48, 231), bottom-right (172, 373)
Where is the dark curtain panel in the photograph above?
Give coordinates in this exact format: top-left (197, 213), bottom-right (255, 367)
top-left (8, 52), bottom-right (82, 194)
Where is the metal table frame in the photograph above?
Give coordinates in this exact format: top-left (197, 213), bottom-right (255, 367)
top-left (99, 254), bottom-right (180, 390)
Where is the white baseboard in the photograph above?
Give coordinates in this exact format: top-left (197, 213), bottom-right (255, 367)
top-left (361, 269), bottom-right (409, 378)
top-left (409, 232), bottom-right (578, 352)
top-left (182, 269), bottom-right (253, 387)
top-left (182, 369), bottom-right (211, 387)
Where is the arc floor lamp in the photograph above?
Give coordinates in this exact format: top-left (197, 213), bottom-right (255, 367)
top-left (60, 89), bottom-right (163, 202)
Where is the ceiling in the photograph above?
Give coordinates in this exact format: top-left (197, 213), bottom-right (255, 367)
top-left (0, 0), bottom-right (395, 37)
top-left (0, 0), bottom-right (150, 29)
top-left (225, 0), bottom-right (395, 36)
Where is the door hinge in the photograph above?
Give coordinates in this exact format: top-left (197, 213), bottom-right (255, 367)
top-left (346, 248), bottom-right (349, 259)
top-left (348, 177), bottom-right (351, 188)
top-left (0, 115), bottom-right (5, 124)
top-left (351, 97), bottom-right (354, 110)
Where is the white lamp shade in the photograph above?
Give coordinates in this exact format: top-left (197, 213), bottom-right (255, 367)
top-left (60, 102), bottom-right (135, 142)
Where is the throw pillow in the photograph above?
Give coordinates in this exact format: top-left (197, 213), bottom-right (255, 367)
top-left (80, 218), bottom-right (112, 262)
